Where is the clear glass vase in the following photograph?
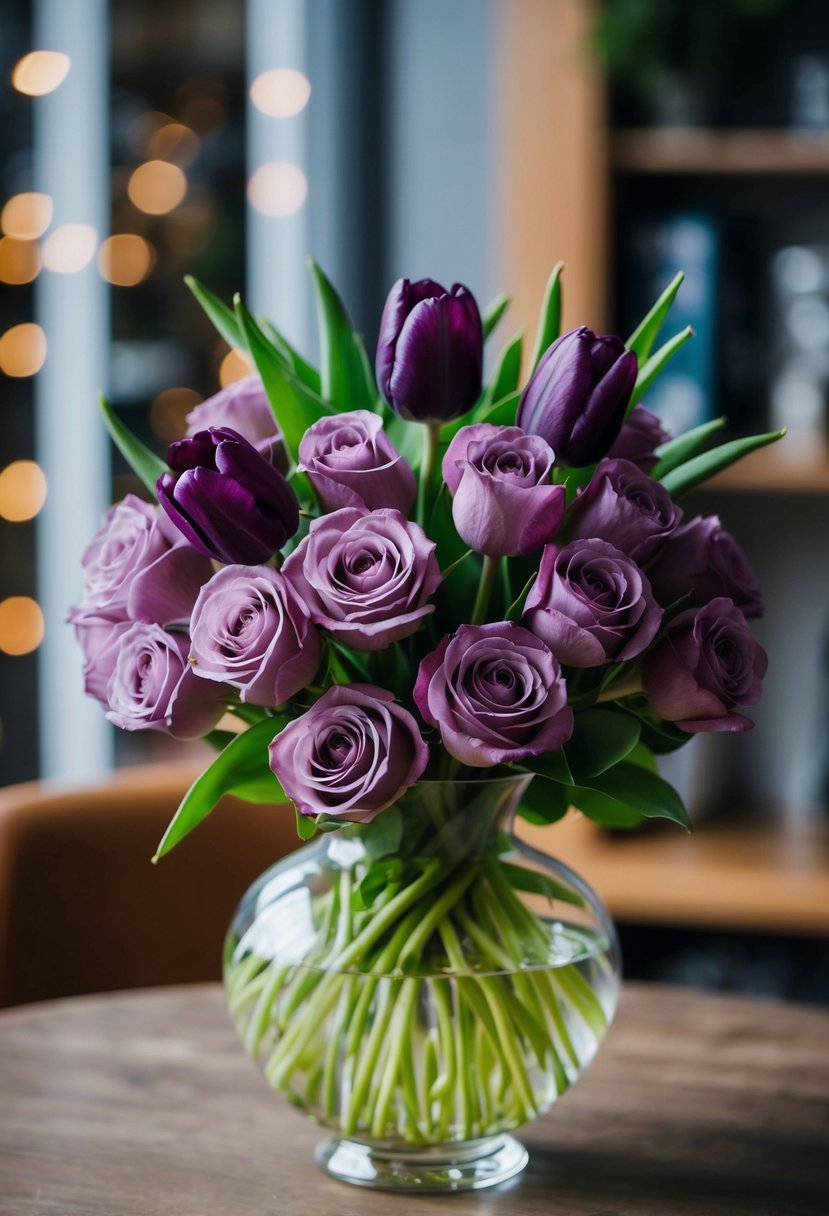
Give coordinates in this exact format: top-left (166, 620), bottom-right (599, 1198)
top-left (224, 775), bottom-right (621, 1193)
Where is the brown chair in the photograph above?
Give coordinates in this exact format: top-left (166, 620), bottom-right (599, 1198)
top-left (0, 762), bottom-right (297, 1008)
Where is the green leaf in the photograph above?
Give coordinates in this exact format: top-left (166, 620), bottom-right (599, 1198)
top-left (575, 760), bottom-right (691, 830)
top-left (564, 708), bottom-right (641, 782)
top-left (567, 786), bottom-right (644, 829)
top-left (630, 325), bottom-right (694, 409)
top-left (184, 275), bottom-right (243, 349)
top-left (307, 259), bottom-right (375, 409)
top-left (498, 860), bottom-right (584, 907)
top-left (516, 776), bottom-right (570, 825)
top-left (362, 806), bottom-right (403, 858)
top-left (473, 389), bottom-right (522, 429)
top-left (256, 316), bottom-right (322, 395)
top-left (153, 718), bottom-right (287, 861)
top-left (482, 332), bottom-right (524, 408)
top-left (626, 271), bottom-right (684, 362)
top-left (98, 395), bottom-right (167, 497)
top-left (358, 858), bottom-right (404, 908)
top-left (482, 292), bottom-right (511, 340)
top-left (660, 429), bottom-right (786, 498)
top-left (529, 261), bottom-right (564, 372)
top-left (520, 747), bottom-right (574, 786)
top-left (505, 570), bottom-right (536, 622)
top-left (650, 417), bottom-right (727, 479)
top-left (295, 807), bottom-right (317, 841)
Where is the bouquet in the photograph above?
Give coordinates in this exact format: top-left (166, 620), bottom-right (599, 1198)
top-left (69, 261), bottom-right (778, 1181)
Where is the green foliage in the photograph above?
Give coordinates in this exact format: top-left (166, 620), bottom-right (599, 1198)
top-left (480, 333), bottom-right (524, 409)
top-left (660, 428), bottom-right (786, 498)
top-left (184, 275), bottom-right (244, 349)
top-left (626, 271), bottom-right (684, 362)
top-left (529, 261), bottom-right (564, 372)
top-left (98, 395), bottom-right (167, 497)
top-left (650, 416), bottom-right (726, 479)
top-left (482, 292), bottom-right (511, 340)
top-left (630, 325), bottom-right (694, 408)
top-left (563, 708), bottom-right (642, 781)
top-left (307, 259), bottom-right (377, 410)
top-left (497, 860), bottom-right (584, 907)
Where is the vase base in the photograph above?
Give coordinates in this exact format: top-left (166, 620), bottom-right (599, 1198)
top-left (315, 1132), bottom-right (529, 1192)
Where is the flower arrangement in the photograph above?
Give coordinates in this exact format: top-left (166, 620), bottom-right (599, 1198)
top-left (70, 261), bottom-right (779, 1183)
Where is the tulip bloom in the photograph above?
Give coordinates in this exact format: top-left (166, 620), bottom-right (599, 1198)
top-left (518, 327), bottom-right (638, 467)
top-left (376, 278), bottom-right (483, 423)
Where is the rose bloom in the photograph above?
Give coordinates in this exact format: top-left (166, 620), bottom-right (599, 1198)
top-left (569, 457), bottom-right (682, 564)
top-left (282, 507), bottom-right (441, 651)
top-left (298, 409), bottom-right (416, 515)
top-left (607, 404), bottom-right (669, 472)
top-left (185, 374), bottom-right (284, 467)
top-left (442, 423), bottom-right (566, 557)
top-left (269, 684), bottom-right (428, 822)
top-left (414, 622), bottom-right (573, 766)
top-left (524, 539), bottom-right (662, 667)
top-left (642, 598), bottom-right (767, 732)
top-left (646, 514), bottom-right (763, 618)
top-left (188, 565), bottom-right (321, 706)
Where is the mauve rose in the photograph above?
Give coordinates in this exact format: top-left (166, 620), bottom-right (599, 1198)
top-left (298, 409), bottom-right (416, 515)
top-left (524, 539), bottom-right (662, 667)
top-left (646, 515), bottom-right (764, 618)
top-left (569, 458), bottom-right (682, 564)
top-left (185, 374), bottom-right (285, 467)
top-left (642, 598), bottom-right (767, 733)
top-left (414, 622), bottom-right (573, 767)
top-left (607, 404), bottom-right (669, 472)
top-left (105, 622), bottom-right (224, 738)
top-left (442, 424), bottom-right (566, 557)
top-left (188, 565), bottom-right (321, 706)
top-left (68, 608), bottom-right (130, 702)
top-left (282, 507), bottom-right (441, 651)
top-left (268, 684), bottom-right (428, 823)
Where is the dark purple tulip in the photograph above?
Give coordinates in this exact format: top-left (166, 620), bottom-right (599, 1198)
top-left (518, 327), bottom-right (638, 467)
top-left (376, 278), bottom-right (484, 423)
top-left (157, 427), bottom-right (299, 565)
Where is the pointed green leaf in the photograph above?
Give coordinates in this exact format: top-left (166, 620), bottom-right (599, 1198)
top-left (256, 316), bottom-right (321, 395)
top-left (630, 325), bottom-right (694, 409)
top-left (564, 708), bottom-right (641, 782)
top-left (520, 746), bottom-right (573, 787)
top-left (575, 760), bottom-right (691, 830)
top-left (295, 807), bottom-right (317, 841)
top-left (98, 395), bottom-right (167, 497)
top-left (566, 786), bottom-right (643, 829)
top-left (362, 806), bottom-right (403, 858)
top-left (626, 271), bottom-right (684, 362)
top-left (498, 860), bottom-right (584, 907)
top-left (474, 389), bottom-right (522, 429)
top-left (482, 292), bottom-right (511, 340)
top-left (650, 416), bottom-right (726, 479)
top-left (307, 258), bottom-right (376, 409)
top-left (529, 261), bottom-right (564, 371)
top-left (660, 429), bottom-right (786, 498)
top-left (185, 276), bottom-right (243, 350)
top-left (482, 332), bottom-right (524, 408)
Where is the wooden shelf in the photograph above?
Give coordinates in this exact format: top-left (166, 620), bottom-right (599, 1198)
top-left (702, 444), bottom-right (829, 493)
top-left (614, 127), bottom-right (829, 175)
top-left (518, 811), bottom-right (829, 936)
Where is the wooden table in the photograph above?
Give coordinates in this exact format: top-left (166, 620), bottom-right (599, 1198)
top-left (0, 984), bottom-right (826, 1215)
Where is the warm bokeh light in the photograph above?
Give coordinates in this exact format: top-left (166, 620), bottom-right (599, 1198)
top-left (0, 597), bottom-right (45, 656)
top-left (164, 199), bottom-right (216, 257)
top-left (41, 223), bottom-right (97, 273)
top-left (250, 68), bottom-right (311, 117)
top-left (0, 461), bottom-right (47, 522)
top-left (147, 122), bottom-right (199, 168)
top-left (247, 162), bottom-right (307, 217)
top-left (1, 192), bottom-right (53, 240)
top-left (149, 386), bottom-right (202, 442)
top-left (0, 324), bottom-right (47, 377)
top-left (97, 234), bottom-right (154, 286)
top-left (219, 348), bottom-right (253, 386)
top-left (127, 160), bottom-right (187, 216)
top-left (0, 238), bottom-right (40, 285)
top-left (11, 50), bottom-right (70, 96)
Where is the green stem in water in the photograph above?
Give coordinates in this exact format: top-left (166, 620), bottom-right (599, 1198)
top-left (471, 553), bottom-right (500, 626)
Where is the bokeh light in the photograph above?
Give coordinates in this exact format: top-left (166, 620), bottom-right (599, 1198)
top-left (0, 597), bottom-right (45, 656)
top-left (0, 461), bottom-right (47, 522)
top-left (219, 348), bottom-right (253, 386)
top-left (247, 162), bottom-right (307, 217)
top-left (0, 238), bottom-right (40, 285)
top-left (147, 122), bottom-right (200, 167)
top-left (0, 324), bottom-right (47, 377)
top-left (149, 387), bottom-right (203, 442)
top-left (41, 223), bottom-right (98, 273)
top-left (250, 68), bottom-right (311, 117)
top-left (11, 51), bottom-right (70, 96)
top-left (97, 234), bottom-right (155, 286)
top-left (1, 193), bottom-right (53, 240)
top-left (127, 161), bottom-right (187, 216)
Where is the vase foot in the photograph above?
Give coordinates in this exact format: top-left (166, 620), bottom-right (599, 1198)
top-left (315, 1133), bottom-right (529, 1192)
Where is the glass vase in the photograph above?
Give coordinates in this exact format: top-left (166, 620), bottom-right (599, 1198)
top-left (224, 775), bottom-right (621, 1193)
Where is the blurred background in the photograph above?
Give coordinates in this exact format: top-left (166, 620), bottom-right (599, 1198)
top-left (0, 0), bottom-right (827, 1002)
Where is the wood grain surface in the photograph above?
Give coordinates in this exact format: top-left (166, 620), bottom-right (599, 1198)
top-left (0, 983), bottom-right (827, 1215)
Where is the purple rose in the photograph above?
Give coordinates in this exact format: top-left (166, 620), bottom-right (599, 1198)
top-left (269, 684), bottom-right (428, 823)
top-left (188, 565), bottom-right (321, 706)
top-left (376, 278), bottom-right (483, 422)
top-left (607, 404), bottom-right (669, 472)
top-left (441, 424), bottom-right (566, 557)
top-left (298, 409), bottom-right (416, 516)
top-left (283, 507), bottom-right (441, 651)
top-left (104, 622), bottom-right (224, 738)
top-left (646, 515), bottom-right (764, 618)
top-left (158, 427), bottom-right (299, 565)
top-left (69, 609), bottom-right (130, 702)
top-left (569, 458), bottom-right (682, 564)
top-left (642, 598), bottom-right (767, 733)
top-left (185, 374), bottom-right (285, 467)
top-left (517, 327), bottom-right (638, 467)
top-left (524, 539), bottom-right (662, 667)
top-left (414, 622), bottom-right (573, 767)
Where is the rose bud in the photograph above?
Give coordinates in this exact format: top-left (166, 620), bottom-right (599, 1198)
top-left (188, 564), bottom-right (321, 706)
top-left (376, 277), bottom-right (483, 422)
top-left (269, 684), bottom-right (428, 823)
top-left (414, 622), bottom-right (573, 767)
top-left (517, 327), bottom-right (638, 467)
top-left (646, 515), bottom-right (764, 618)
top-left (104, 622), bottom-right (224, 739)
top-left (642, 598), bottom-right (767, 733)
top-left (569, 457), bottom-right (682, 564)
top-left (524, 539), bottom-right (662, 667)
top-left (282, 507), bottom-right (441, 651)
top-left (185, 374), bottom-right (285, 469)
top-left (442, 424), bottom-right (566, 557)
top-left (298, 409), bottom-right (416, 516)
top-left (157, 426), bottom-right (299, 565)
top-left (607, 404), bottom-right (669, 472)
